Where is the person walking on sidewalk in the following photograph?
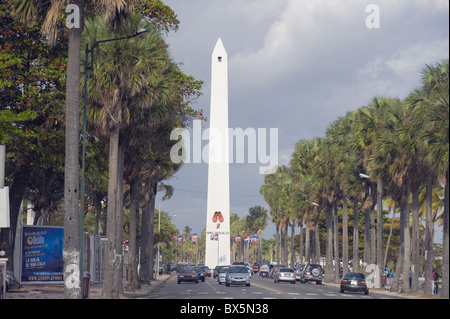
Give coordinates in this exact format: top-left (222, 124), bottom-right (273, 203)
top-left (434, 270), bottom-right (439, 295)
top-left (431, 268), bottom-right (436, 295)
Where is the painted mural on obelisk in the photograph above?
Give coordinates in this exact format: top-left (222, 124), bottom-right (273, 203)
top-left (205, 38), bottom-right (231, 268)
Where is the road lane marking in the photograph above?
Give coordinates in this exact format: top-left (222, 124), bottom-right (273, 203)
top-left (251, 281), bottom-right (282, 294)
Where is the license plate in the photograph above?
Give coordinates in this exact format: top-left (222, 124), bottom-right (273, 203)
top-left (351, 280), bottom-right (358, 285)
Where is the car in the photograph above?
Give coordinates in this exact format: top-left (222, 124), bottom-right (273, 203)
top-left (194, 266), bottom-right (206, 282)
top-left (269, 265), bottom-right (286, 279)
top-left (213, 265), bottom-right (223, 278)
top-left (259, 264), bottom-right (270, 278)
top-left (177, 267), bottom-right (199, 284)
top-left (340, 272), bottom-right (369, 294)
top-left (294, 264), bottom-right (305, 281)
top-left (274, 267), bottom-right (296, 284)
top-left (202, 266), bottom-right (211, 277)
top-left (252, 263), bottom-right (260, 273)
top-left (218, 266), bottom-right (229, 284)
top-left (300, 263), bottom-right (323, 284)
top-left (225, 265), bottom-right (251, 287)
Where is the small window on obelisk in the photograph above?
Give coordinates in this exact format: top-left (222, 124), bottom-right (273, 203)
top-left (218, 56), bottom-right (222, 62)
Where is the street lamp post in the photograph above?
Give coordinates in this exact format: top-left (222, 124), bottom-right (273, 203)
top-left (80, 29), bottom-right (149, 296)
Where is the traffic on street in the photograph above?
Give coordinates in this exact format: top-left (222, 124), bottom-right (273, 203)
top-left (148, 265), bottom-right (400, 300)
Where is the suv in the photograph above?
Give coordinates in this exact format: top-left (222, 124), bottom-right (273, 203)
top-left (299, 263), bottom-right (323, 284)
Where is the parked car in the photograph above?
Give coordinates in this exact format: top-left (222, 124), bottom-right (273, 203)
top-left (259, 264), bottom-right (270, 278)
top-left (300, 263), bottom-right (323, 284)
top-left (213, 265), bottom-right (224, 278)
top-left (274, 267), bottom-right (296, 284)
top-left (226, 265), bottom-right (250, 287)
top-left (218, 266), bottom-right (229, 284)
top-left (340, 272), bottom-right (369, 294)
top-left (295, 264), bottom-right (305, 281)
top-left (194, 266), bottom-right (206, 282)
top-left (177, 267), bottom-right (199, 284)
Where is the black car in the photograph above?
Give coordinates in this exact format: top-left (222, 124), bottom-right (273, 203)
top-left (340, 272), bottom-right (369, 294)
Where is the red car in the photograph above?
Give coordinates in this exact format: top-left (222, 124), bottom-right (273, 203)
top-left (202, 266), bottom-right (211, 277)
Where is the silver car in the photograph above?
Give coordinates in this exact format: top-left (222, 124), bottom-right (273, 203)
top-left (218, 266), bottom-right (229, 285)
top-left (274, 267), bottom-right (296, 284)
top-left (226, 266), bottom-right (251, 287)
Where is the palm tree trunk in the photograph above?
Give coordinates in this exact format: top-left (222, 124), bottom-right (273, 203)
top-left (424, 173), bottom-right (433, 295)
top-left (353, 200), bottom-right (359, 272)
top-left (63, 1), bottom-right (83, 299)
top-left (115, 144), bottom-right (124, 294)
top-left (384, 207), bottom-right (395, 274)
top-left (126, 177), bottom-right (140, 292)
top-left (290, 220), bottom-right (295, 268)
top-left (148, 182), bottom-right (157, 280)
top-left (391, 200), bottom-right (405, 293)
top-left (102, 125), bottom-right (121, 298)
top-left (298, 220), bottom-right (304, 264)
top-left (325, 203), bottom-right (334, 283)
top-left (342, 196), bottom-right (349, 274)
top-left (401, 183), bottom-right (411, 294)
top-left (411, 184), bottom-right (420, 292)
top-left (305, 221), bottom-right (311, 263)
top-left (275, 225), bottom-right (280, 264)
top-left (140, 191), bottom-right (151, 283)
top-left (442, 172), bottom-right (449, 298)
top-left (314, 219), bottom-right (320, 264)
top-left (333, 201), bottom-right (340, 282)
top-left (376, 178), bottom-right (383, 273)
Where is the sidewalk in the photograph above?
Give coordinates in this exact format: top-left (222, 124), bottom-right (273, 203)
top-left (2, 274), bottom-right (172, 299)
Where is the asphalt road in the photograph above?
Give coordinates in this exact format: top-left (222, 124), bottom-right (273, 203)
top-left (148, 273), bottom-right (400, 300)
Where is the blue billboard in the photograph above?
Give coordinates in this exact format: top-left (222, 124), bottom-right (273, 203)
top-left (21, 226), bottom-right (64, 282)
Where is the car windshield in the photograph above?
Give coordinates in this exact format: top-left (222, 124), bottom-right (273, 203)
top-left (307, 264), bottom-right (321, 270)
top-left (194, 267), bottom-right (203, 272)
top-left (228, 266), bottom-right (248, 274)
top-left (180, 267), bottom-right (197, 274)
top-left (280, 268), bottom-right (293, 272)
top-left (343, 272), bottom-right (365, 279)
top-left (220, 267), bottom-right (229, 273)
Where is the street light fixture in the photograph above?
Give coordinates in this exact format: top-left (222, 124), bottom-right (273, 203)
top-left (79, 29), bottom-right (148, 295)
top-left (312, 202), bottom-right (319, 207)
top-left (359, 173), bottom-right (370, 179)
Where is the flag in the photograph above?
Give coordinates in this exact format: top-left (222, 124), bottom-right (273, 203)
top-left (236, 234), bottom-right (241, 242)
top-left (244, 236), bottom-right (250, 243)
top-left (192, 233), bottom-right (198, 244)
top-left (215, 233), bottom-right (219, 241)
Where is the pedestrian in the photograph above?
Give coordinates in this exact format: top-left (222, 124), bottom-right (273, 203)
top-left (434, 270), bottom-right (439, 295)
top-left (431, 268), bottom-right (436, 295)
top-left (409, 268), bottom-right (412, 289)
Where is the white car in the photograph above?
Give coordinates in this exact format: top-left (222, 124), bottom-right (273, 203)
top-left (218, 266), bottom-right (229, 285)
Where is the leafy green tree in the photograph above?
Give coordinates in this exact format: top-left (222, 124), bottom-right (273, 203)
top-left (0, 0), bottom-right (67, 272)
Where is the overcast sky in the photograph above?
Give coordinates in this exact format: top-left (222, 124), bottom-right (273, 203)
top-left (155, 0), bottom-right (449, 241)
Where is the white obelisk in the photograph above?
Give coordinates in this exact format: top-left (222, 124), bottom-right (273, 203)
top-left (205, 38), bottom-right (231, 269)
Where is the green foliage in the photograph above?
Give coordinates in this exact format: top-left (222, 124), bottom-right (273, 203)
top-left (0, 0), bottom-right (67, 189)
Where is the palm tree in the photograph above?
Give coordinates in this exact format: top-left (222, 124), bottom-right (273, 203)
top-left (82, 14), bottom-right (173, 298)
top-left (11, 0), bottom-right (139, 299)
top-left (415, 59), bottom-right (449, 296)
